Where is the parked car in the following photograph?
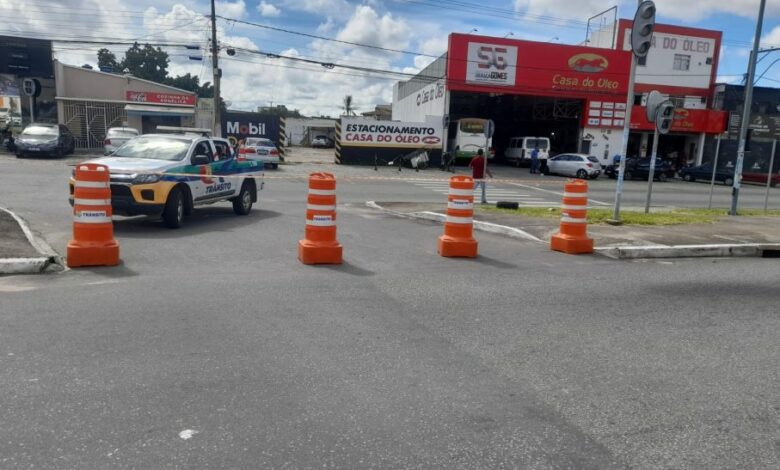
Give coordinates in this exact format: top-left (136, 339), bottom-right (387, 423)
top-left (311, 135), bottom-right (334, 148)
top-left (605, 157), bottom-right (674, 181)
top-left (15, 123), bottom-right (76, 158)
top-left (742, 171), bottom-right (780, 187)
top-left (239, 137), bottom-right (280, 169)
top-left (546, 153), bottom-right (601, 179)
top-left (679, 163), bottom-right (734, 186)
top-left (104, 127), bottom-right (139, 154)
top-left (504, 136), bottom-right (550, 167)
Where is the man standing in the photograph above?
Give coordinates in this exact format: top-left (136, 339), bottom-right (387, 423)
top-left (469, 148), bottom-right (493, 204)
top-left (530, 146), bottom-right (540, 174)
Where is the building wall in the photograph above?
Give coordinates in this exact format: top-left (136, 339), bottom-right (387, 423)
top-left (392, 78), bottom-right (447, 122)
top-left (616, 21), bottom-right (720, 98)
top-left (582, 126), bottom-right (623, 167)
top-left (285, 118), bottom-right (336, 145)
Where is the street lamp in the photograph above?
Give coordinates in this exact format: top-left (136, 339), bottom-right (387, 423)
top-left (467, 28), bottom-right (478, 34)
top-left (503, 32), bottom-right (514, 38)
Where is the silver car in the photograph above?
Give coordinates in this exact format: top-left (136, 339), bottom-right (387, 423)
top-left (104, 127), bottom-right (140, 154)
top-left (546, 153), bottom-right (602, 179)
top-left (239, 137), bottom-right (280, 169)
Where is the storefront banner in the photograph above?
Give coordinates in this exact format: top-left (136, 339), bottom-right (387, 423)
top-left (125, 91), bottom-right (196, 106)
top-left (221, 112), bottom-right (280, 146)
top-left (447, 33), bottom-right (631, 99)
top-left (727, 112), bottom-right (780, 140)
top-left (340, 118), bottom-right (443, 148)
top-left (629, 106), bottom-right (727, 134)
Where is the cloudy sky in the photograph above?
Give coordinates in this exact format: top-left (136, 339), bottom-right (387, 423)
top-left (2, 0), bottom-right (779, 116)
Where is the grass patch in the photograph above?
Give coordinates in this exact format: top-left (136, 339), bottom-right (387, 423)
top-left (479, 206), bottom-right (780, 225)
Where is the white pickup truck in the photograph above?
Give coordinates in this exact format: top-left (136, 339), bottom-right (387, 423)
top-left (70, 133), bottom-right (264, 228)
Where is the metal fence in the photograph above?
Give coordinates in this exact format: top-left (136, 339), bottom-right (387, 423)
top-left (61, 100), bottom-right (126, 149)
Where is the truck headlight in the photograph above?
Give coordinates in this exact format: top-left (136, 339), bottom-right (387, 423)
top-left (132, 173), bottom-right (161, 184)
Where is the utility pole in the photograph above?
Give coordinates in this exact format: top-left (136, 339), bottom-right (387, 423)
top-left (731, 0), bottom-right (766, 215)
top-left (210, 0), bottom-right (222, 137)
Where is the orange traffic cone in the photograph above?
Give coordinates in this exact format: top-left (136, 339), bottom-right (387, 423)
top-left (550, 179), bottom-right (594, 254)
top-left (298, 172), bottom-right (342, 264)
top-left (438, 175), bottom-right (478, 258)
top-left (67, 163), bottom-right (120, 267)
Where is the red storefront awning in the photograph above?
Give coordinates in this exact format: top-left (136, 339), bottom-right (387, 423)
top-left (629, 106), bottom-right (728, 134)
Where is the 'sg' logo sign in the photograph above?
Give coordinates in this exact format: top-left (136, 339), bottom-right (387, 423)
top-left (477, 46), bottom-right (508, 70)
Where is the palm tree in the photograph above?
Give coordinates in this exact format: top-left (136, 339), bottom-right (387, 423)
top-left (342, 95), bottom-right (356, 116)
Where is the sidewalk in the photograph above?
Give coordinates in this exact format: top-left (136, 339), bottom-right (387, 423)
top-left (371, 201), bottom-right (780, 259)
top-left (0, 207), bottom-right (63, 274)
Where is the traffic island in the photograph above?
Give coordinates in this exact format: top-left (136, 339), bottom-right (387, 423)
top-left (0, 207), bottom-right (64, 274)
top-left (368, 202), bottom-right (780, 259)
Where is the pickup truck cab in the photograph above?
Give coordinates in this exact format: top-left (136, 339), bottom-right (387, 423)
top-left (69, 133), bottom-right (264, 228)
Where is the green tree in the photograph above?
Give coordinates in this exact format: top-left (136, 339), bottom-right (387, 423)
top-left (118, 42), bottom-right (169, 82)
top-left (97, 48), bottom-right (119, 71)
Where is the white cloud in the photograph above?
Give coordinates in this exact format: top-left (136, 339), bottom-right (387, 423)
top-left (762, 25), bottom-right (780, 48)
top-left (514, 0), bottom-right (780, 22)
top-left (282, 0), bottom-right (349, 14)
top-left (335, 6), bottom-right (410, 52)
top-left (257, 1), bottom-right (281, 17)
top-left (215, 0), bottom-right (247, 18)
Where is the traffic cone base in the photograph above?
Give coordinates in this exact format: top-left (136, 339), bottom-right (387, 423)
top-left (550, 234), bottom-right (593, 254)
top-left (66, 241), bottom-right (120, 267)
top-left (298, 240), bottom-right (342, 265)
top-left (438, 235), bottom-right (478, 258)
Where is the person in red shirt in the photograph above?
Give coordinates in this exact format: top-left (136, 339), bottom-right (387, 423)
top-left (468, 149), bottom-right (493, 204)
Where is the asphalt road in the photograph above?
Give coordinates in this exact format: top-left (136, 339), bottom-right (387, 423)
top-left (0, 152), bottom-right (779, 469)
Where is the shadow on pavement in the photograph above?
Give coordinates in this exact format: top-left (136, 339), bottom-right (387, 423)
top-left (113, 209), bottom-right (283, 239)
top-left (320, 260), bottom-right (376, 276)
top-left (70, 260), bottom-right (139, 278)
top-left (468, 255), bottom-right (518, 269)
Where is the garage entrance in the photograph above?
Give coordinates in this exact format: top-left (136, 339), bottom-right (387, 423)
top-left (448, 91), bottom-right (584, 161)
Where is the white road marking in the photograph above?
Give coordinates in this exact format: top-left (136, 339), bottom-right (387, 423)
top-left (179, 429), bottom-right (198, 440)
top-left (507, 182), bottom-right (611, 206)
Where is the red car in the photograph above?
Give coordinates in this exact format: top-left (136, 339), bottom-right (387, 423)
top-left (742, 172), bottom-right (779, 187)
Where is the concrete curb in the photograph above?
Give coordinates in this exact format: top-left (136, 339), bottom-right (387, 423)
top-left (365, 201), bottom-right (543, 243)
top-left (367, 202), bottom-right (780, 260)
top-left (596, 243), bottom-right (780, 260)
top-left (0, 207), bottom-right (65, 275)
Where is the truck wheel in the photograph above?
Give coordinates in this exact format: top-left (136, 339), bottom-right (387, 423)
top-left (233, 182), bottom-right (253, 215)
top-left (162, 187), bottom-right (184, 228)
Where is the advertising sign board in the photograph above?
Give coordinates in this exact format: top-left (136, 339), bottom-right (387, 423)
top-left (221, 112), bottom-right (280, 147)
top-left (125, 91), bottom-right (196, 106)
top-left (340, 117), bottom-right (443, 149)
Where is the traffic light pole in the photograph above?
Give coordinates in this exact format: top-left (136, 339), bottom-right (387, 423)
top-left (644, 128), bottom-right (660, 213)
top-left (610, 54), bottom-right (637, 223)
top-left (730, 0), bottom-right (766, 215)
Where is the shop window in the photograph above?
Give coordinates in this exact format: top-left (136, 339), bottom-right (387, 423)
top-left (673, 54), bottom-right (691, 71)
top-left (634, 94), bottom-right (643, 106)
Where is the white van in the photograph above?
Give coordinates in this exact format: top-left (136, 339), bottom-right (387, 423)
top-left (504, 137), bottom-right (550, 166)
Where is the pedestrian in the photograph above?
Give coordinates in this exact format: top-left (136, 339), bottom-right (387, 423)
top-left (530, 145), bottom-right (540, 174)
top-left (469, 148), bottom-right (493, 204)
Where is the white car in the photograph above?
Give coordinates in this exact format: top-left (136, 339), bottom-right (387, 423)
top-left (104, 127), bottom-right (140, 154)
top-left (546, 153), bottom-right (602, 179)
top-left (239, 137), bottom-right (280, 169)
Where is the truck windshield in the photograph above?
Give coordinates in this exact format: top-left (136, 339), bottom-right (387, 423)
top-left (112, 136), bottom-right (192, 161)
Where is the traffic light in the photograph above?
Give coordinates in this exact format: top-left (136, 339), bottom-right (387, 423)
top-left (655, 102), bottom-right (674, 135)
top-left (631, 1), bottom-right (656, 58)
